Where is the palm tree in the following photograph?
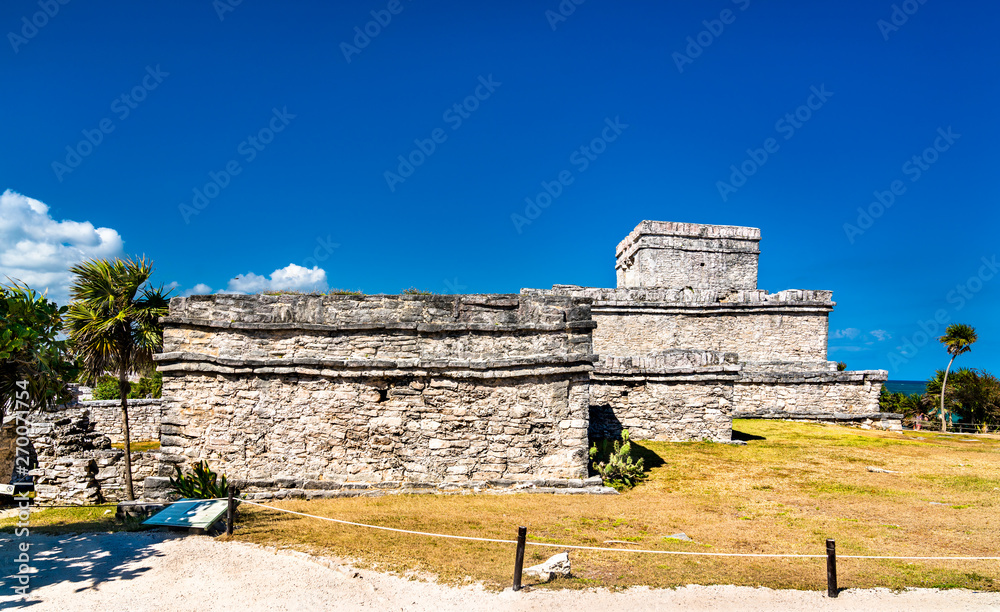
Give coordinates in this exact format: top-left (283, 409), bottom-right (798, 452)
top-left (937, 323), bottom-right (978, 432)
top-left (66, 257), bottom-right (170, 500)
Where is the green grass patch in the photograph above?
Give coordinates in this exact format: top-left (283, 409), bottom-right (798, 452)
top-left (809, 482), bottom-right (905, 497)
top-left (918, 474), bottom-right (1000, 491)
top-left (0, 505), bottom-right (140, 534)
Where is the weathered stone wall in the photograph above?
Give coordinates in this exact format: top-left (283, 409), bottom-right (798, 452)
top-left (615, 221), bottom-right (761, 290)
top-left (589, 352), bottom-right (740, 442)
top-left (74, 400), bottom-right (162, 445)
top-left (732, 370), bottom-right (888, 418)
top-left (155, 293), bottom-right (598, 489)
top-left (20, 407), bottom-right (163, 504)
top-left (530, 286), bottom-right (833, 364)
top-left (159, 372), bottom-right (590, 484)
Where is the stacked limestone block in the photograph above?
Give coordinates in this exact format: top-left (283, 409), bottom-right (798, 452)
top-left (69, 399), bottom-right (162, 445)
top-left (615, 221), bottom-right (760, 290)
top-left (19, 407), bottom-right (161, 504)
top-left (589, 351), bottom-right (740, 442)
top-left (153, 293), bottom-right (599, 494)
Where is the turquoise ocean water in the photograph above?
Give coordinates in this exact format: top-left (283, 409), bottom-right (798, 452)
top-left (883, 380), bottom-right (927, 395)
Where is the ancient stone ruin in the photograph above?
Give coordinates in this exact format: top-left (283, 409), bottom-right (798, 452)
top-left (7, 220), bottom-right (889, 503)
top-left (141, 220), bottom-right (887, 499)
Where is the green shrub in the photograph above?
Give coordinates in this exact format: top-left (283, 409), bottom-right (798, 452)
top-left (401, 287), bottom-right (434, 295)
top-left (131, 371), bottom-right (162, 398)
top-left (90, 375), bottom-right (121, 400)
top-left (168, 460), bottom-right (230, 499)
top-left (589, 429), bottom-right (646, 491)
top-left (89, 372), bottom-right (162, 399)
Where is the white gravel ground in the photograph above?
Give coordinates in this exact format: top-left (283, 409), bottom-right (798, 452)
top-left (1, 532), bottom-right (998, 611)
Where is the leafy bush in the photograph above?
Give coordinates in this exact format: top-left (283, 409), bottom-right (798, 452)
top-left (168, 460), bottom-right (230, 499)
top-left (89, 371), bottom-right (162, 399)
top-left (91, 375), bottom-right (121, 400)
top-left (132, 371), bottom-right (162, 398)
top-left (836, 361), bottom-right (847, 371)
top-left (589, 429), bottom-right (646, 491)
top-left (878, 387), bottom-right (924, 418)
top-left (401, 287), bottom-right (434, 295)
top-left (328, 289), bottom-right (364, 296)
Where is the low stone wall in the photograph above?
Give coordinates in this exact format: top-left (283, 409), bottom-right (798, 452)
top-left (588, 353), bottom-right (741, 442)
top-left (74, 399), bottom-right (162, 445)
top-left (736, 412), bottom-right (904, 431)
top-left (732, 370), bottom-right (888, 418)
top-left (21, 407), bottom-right (164, 504)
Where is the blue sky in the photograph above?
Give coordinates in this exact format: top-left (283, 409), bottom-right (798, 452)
top-left (1, 0), bottom-right (997, 380)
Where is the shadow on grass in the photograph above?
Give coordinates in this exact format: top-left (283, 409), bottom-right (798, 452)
top-left (0, 531), bottom-right (177, 608)
top-left (630, 441), bottom-right (666, 472)
top-left (732, 430), bottom-right (766, 442)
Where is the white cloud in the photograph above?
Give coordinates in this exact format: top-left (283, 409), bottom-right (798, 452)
top-left (223, 263), bottom-right (328, 294)
top-left (830, 346), bottom-right (868, 353)
top-left (0, 189), bottom-right (124, 305)
top-left (184, 283), bottom-right (213, 296)
top-left (870, 329), bottom-right (891, 342)
top-left (831, 328), bottom-right (861, 340)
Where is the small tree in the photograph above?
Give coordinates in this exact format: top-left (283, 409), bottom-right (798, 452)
top-left (937, 324), bottom-right (977, 432)
top-left (0, 282), bottom-right (78, 422)
top-left (66, 257), bottom-right (170, 500)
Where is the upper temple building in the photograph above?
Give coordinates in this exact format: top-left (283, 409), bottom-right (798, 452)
top-left (526, 220), bottom-right (888, 428)
top-left (615, 220), bottom-right (761, 291)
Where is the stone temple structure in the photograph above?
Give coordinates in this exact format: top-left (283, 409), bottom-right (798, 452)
top-left (140, 220), bottom-right (887, 498)
top-left (9, 221), bottom-right (889, 503)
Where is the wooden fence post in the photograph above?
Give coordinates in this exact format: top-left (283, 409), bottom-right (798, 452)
top-left (226, 485), bottom-right (235, 536)
top-left (826, 539), bottom-right (838, 597)
top-left (513, 526), bottom-right (527, 591)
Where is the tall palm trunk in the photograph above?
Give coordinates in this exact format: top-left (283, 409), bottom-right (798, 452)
top-left (940, 354), bottom-right (957, 433)
top-left (119, 370), bottom-right (135, 500)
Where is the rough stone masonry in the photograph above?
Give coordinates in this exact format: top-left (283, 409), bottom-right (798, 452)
top-left (150, 293), bottom-right (600, 495)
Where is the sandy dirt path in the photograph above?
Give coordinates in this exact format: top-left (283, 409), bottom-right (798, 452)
top-left (1, 532), bottom-right (998, 611)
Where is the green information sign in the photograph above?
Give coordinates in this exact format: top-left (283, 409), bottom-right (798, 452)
top-left (143, 498), bottom-right (229, 530)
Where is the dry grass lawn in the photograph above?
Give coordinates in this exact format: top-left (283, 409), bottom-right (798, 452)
top-left (226, 420), bottom-right (1000, 591)
top-left (5, 420), bottom-right (999, 591)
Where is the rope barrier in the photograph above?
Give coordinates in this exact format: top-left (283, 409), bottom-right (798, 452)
top-left (238, 500), bottom-right (1000, 561)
